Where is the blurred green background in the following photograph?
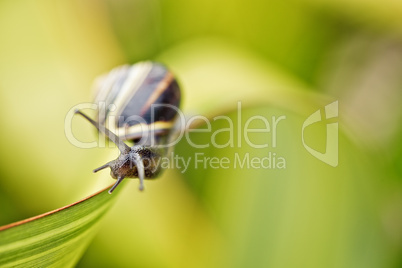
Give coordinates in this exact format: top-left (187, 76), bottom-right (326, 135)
top-left (0, 0), bottom-right (402, 267)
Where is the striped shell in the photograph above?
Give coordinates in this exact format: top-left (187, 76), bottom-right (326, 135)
top-left (93, 61), bottom-right (181, 142)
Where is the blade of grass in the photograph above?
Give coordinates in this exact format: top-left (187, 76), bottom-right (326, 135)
top-left (0, 184), bottom-right (121, 267)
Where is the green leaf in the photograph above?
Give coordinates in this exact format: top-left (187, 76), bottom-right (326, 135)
top-left (0, 184), bottom-right (120, 268)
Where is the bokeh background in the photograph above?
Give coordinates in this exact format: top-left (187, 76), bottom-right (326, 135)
top-left (1, 0), bottom-right (402, 267)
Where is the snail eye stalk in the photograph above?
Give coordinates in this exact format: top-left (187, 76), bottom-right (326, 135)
top-left (74, 110), bottom-right (130, 154)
